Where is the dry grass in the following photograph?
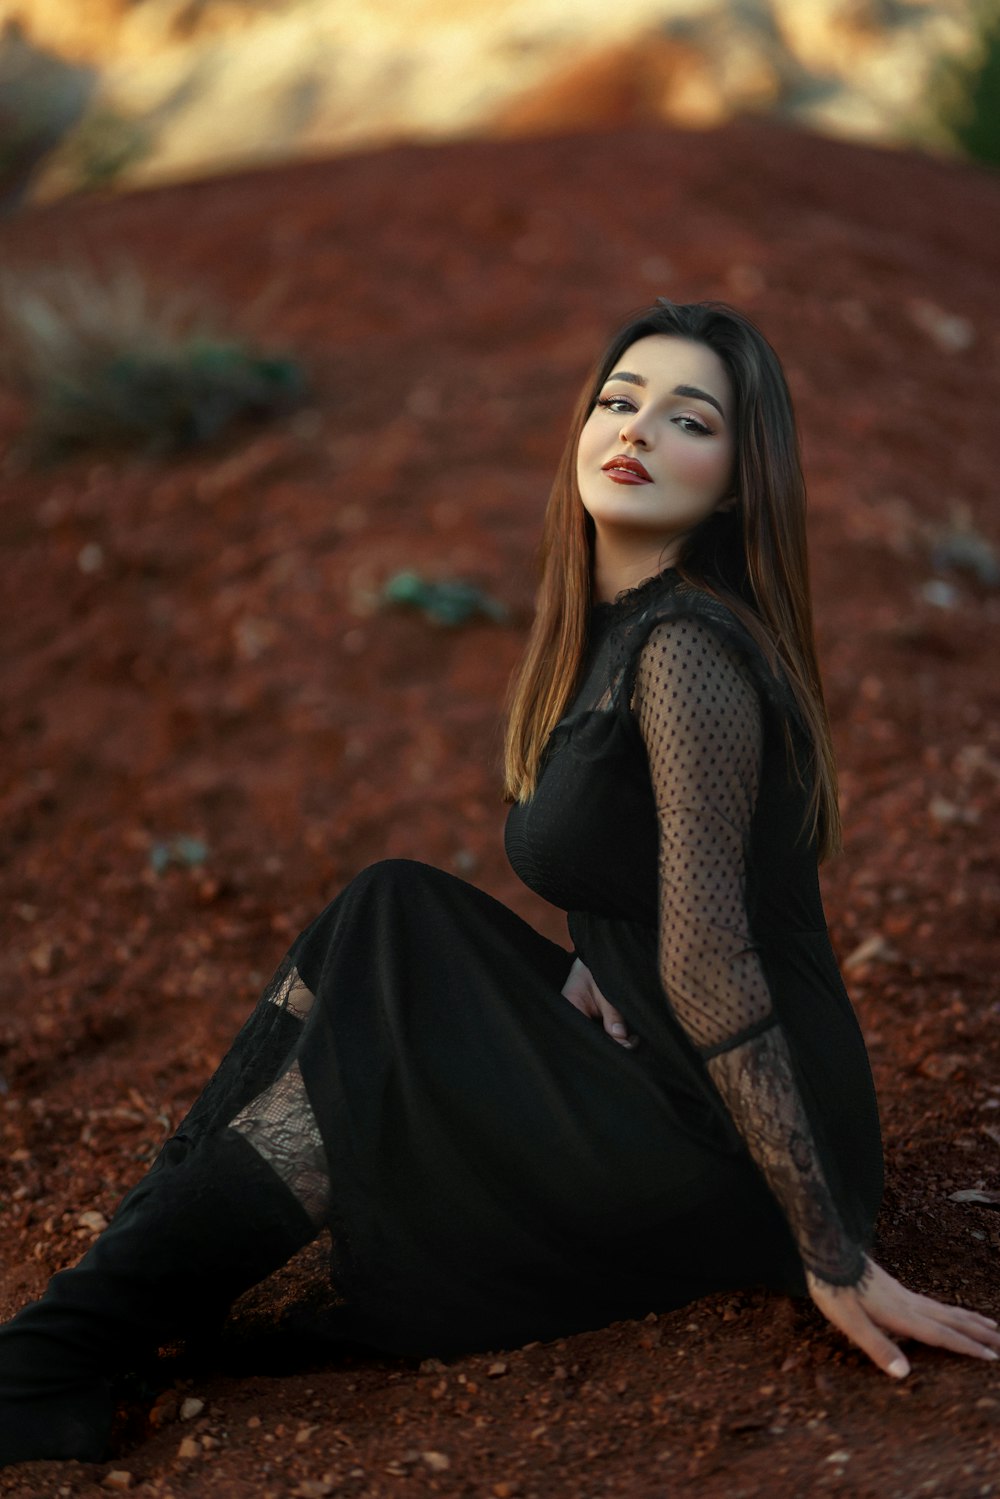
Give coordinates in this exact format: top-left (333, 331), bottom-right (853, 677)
top-left (0, 260), bottom-right (306, 459)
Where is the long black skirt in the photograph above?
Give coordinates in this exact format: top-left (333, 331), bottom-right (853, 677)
top-left (173, 859), bottom-right (802, 1358)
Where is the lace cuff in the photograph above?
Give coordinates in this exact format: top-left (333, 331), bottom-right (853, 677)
top-left (706, 1028), bottom-right (866, 1285)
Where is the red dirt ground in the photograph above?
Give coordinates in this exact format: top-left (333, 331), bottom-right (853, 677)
top-left (1, 118), bottom-right (999, 1498)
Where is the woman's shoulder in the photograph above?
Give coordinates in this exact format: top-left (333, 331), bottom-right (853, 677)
top-left (609, 575), bottom-right (800, 729)
top-left (608, 572), bottom-right (760, 666)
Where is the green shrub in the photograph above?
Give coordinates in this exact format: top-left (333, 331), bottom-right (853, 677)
top-left (59, 107), bottom-right (154, 191)
top-left (0, 261), bottom-right (306, 458)
top-left (380, 571), bottom-right (510, 627)
top-left (930, 0), bottom-right (1000, 168)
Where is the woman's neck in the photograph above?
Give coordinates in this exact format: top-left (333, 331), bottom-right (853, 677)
top-left (591, 536), bottom-right (680, 605)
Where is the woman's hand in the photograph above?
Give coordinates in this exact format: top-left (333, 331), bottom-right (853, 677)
top-left (807, 1256), bottom-right (1000, 1378)
top-left (560, 957), bottom-right (638, 1048)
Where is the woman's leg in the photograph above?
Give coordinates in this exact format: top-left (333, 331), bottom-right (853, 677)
top-left (0, 962), bottom-right (330, 1468)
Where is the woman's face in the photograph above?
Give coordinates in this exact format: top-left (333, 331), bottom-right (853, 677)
top-left (575, 334), bottom-right (736, 562)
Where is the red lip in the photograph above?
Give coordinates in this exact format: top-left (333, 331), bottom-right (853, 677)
top-left (602, 455), bottom-right (652, 483)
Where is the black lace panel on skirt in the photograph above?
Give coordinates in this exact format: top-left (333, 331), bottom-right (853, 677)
top-left (171, 955), bottom-right (331, 1229)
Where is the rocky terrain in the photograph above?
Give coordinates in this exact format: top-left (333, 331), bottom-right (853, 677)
top-left (0, 0), bottom-right (985, 204)
top-left (0, 112), bottom-right (999, 1496)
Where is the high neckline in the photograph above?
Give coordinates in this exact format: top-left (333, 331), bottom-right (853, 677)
top-left (590, 565), bottom-right (680, 617)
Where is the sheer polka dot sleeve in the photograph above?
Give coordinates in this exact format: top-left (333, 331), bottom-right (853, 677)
top-left (634, 617), bottom-right (867, 1288)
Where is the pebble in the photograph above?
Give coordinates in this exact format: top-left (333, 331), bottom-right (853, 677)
top-left (493, 1483), bottom-right (521, 1498)
top-left (487, 1360), bottom-right (508, 1378)
top-left (77, 1210), bottom-right (108, 1233)
top-left (908, 299), bottom-right (975, 353)
top-left (928, 795), bottom-right (979, 827)
top-left (920, 1054), bottom-right (966, 1081)
top-left (919, 579), bottom-right (960, 610)
top-left (101, 1474), bottom-right (134, 1491)
top-left (247, 1415), bottom-right (262, 1428)
top-left (843, 933), bottom-right (900, 972)
top-left (421, 1450), bottom-right (451, 1472)
top-left (180, 1396), bottom-right (205, 1421)
top-left (177, 1435), bottom-right (201, 1459)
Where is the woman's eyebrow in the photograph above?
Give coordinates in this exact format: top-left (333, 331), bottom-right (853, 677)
top-left (672, 383), bottom-right (726, 420)
top-left (605, 370), bottom-right (647, 388)
top-left (604, 371), bottom-right (726, 421)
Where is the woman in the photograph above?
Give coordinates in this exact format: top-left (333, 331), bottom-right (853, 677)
top-left (1, 298), bottom-right (996, 1469)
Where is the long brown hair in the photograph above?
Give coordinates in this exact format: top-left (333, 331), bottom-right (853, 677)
top-left (502, 298), bottom-right (842, 860)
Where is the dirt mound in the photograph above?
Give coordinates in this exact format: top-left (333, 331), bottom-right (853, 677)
top-left (0, 117), bottom-right (999, 1496)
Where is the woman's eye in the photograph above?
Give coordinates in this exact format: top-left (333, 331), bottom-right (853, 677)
top-left (595, 394), bottom-right (636, 414)
top-left (675, 415), bottom-right (712, 436)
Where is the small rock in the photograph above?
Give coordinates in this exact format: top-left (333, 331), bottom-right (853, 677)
top-left (487, 1360), bottom-right (508, 1378)
top-left (949, 1188), bottom-right (1000, 1208)
top-left (419, 1357), bottom-right (447, 1374)
top-left (179, 1396), bottom-right (204, 1421)
top-left (908, 299), bottom-right (975, 353)
top-left (148, 1390), bottom-right (180, 1427)
top-left (421, 1450), bottom-right (451, 1472)
top-left (77, 1210), bottom-right (108, 1234)
top-left (843, 933), bottom-right (900, 972)
top-left (826, 1450), bottom-right (851, 1465)
top-left (293, 1481), bottom-right (337, 1498)
top-left (247, 1415), bottom-right (262, 1428)
top-left (296, 1424), bottom-right (319, 1444)
top-left (28, 941), bottom-right (61, 977)
top-left (493, 1483), bottom-right (521, 1498)
top-left (101, 1474), bottom-right (134, 1491)
top-left (928, 795), bottom-right (979, 827)
top-left (176, 1435), bottom-right (201, 1459)
top-left (919, 1053), bottom-right (965, 1081)
top-left (919, 579), bottom-right (960, 610)
top-left (955, 744), bottom-right (1000, 783)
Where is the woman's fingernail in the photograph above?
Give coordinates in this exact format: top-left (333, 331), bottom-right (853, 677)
top-left (888, 1358), bottom-right (909, 1380)
top-left (610, 1023), bottom-right (627, 1037)
top-left (984, 1349), bottom-right (998, 1361)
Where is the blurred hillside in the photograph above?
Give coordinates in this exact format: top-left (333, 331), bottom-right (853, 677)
top-left (0, 0), bottom-right (990, 204)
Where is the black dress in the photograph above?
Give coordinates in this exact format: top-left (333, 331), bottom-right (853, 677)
top-left (175, 567), bottom-right (884, 1358)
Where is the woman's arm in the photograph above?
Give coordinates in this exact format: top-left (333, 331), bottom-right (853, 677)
top-left (631, 615), bottom-right (1000, 1373)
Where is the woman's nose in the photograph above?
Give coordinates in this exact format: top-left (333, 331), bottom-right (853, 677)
top-left (619, 413), bottom-right (651, 448)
